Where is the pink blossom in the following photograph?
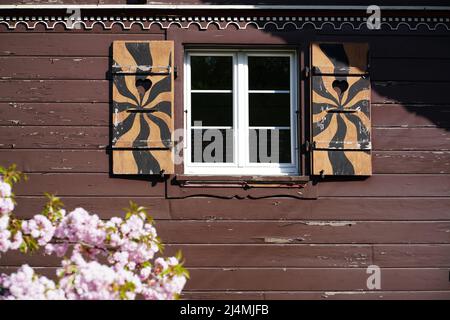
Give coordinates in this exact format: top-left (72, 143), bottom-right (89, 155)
top-left (0, 265), bottom-right (65, 300)
top-left (0, 180), bottom-right (11, 198)
top-left (0, 170), bottom-right (188, 300)
top-left (0, 197), bottom-right (14, 215)
top-left (22, 215), bottom-right (55, 246)
top-left (45, 243), bottom-right (69, 257)
top-left (55, 208), bottom-right (106, 247)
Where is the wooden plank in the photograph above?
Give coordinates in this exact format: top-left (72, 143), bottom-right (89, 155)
top-left (13, 196), bottom-right (450, 221)
top-left (0, 267), bottom-right (448, 291)
top-left (0, 150), bottom-right (109, 173)
top-left (12, 173), bottom-right (165, 196)
top-left (14, 196), bottom-right (170, 220)
top-left (0, 33), bottom-right (165, 57)
top-left (371, 58), bottom-right (450, 82)
top-left (373, 151), bottom-right (450, 174)
top-left (372, 104), bottom-right (450, 128)
top-left (318, 175), bottom-right (450, 197)
top-left (0, 27), bottom-right (449, 58)
top-left (3, 103), bottom-right (445, 128)
top-left (372, 128), bottom-right (450, 151)
top-left (1, 244), bottom-right (372, 268)
top-left (155, 221), bottom-right (450, 244)
top-left (373, 244), bottom-right (450, 267)
top-left (4, 102), bottom-right (450, 128)
top-left (183, 268), bottom-right (450, 291)
top-left (0, 126), bottom-right (109, 149)
top-left (263, 291), bottom-right (450, 300)
top-left (182, 291), bottom-right (265, 300)
top-left (166, 197), bottom-right (450, 220)
top-left (168, 175), bottom-right (450, 198)
top-left (1, 80), bottom-right (449, 106)
top-left (369, 36), bottom-right (450, 59)
top-left (0, 57), bottom-right (109, 80)
top-left (0, 102), bottom-right (109, 126)
top-left (164, 244), bottom-right (372, 267)
top-left (372, 82), bottom-right (450, 105)
top-left (0, 80), bottom-right (109, 102)
top-left (19, 149), bottom-right (429, 184)
top-left (2, 127), bottom-right (448, 151)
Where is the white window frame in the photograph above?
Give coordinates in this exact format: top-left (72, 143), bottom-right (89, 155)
top-left (184, 49), bottom-right (299, 176)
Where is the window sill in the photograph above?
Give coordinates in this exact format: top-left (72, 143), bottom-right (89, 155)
top-left (174, 174), bottom-right (310, 188)
top-left (167, 174), bottom-right (317, 199)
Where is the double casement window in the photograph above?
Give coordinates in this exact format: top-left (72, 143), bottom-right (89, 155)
top-left (111, 41), bottom-right (371, 178)
top-left (184, 50), bottom-right (299, 175)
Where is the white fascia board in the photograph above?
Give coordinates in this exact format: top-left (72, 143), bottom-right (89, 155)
top-left (0, 4), bottom-right (449, 11)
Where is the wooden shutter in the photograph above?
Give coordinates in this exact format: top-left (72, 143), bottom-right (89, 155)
top-left (111, 41), bottom-right (174, 175)
top-left (311, 42), bottom-right (371, 176)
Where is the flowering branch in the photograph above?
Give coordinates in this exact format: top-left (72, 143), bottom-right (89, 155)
top-left (0, 165), bottom-right (188, 300)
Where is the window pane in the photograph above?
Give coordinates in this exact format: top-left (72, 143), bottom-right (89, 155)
top-left (249, 129), bottom-right (291, 163)
top-left (248, 56), bottom-right (290, 90)
top-left (191, 93), bottom-right (233, 126)
top-left (191, 128), bottom-right (234, 163)
top-left (249, 93), bottom-right (290, 127)
top-left (191, 56), bottom-right (232, 90)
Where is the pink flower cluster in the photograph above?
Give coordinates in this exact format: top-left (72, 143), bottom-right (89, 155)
top-left (140, 257), bottom-right (188, 300)
top-left (57, 251), bottom-right (142, 300)
top-left (22, 215), bottom-right (55, 246)
top-left (0, 178), bottom-right (14, 215)
top-left (0, 177), bottom-right (18, 254)
top-left (0, 170), bottom-right (188, 300)
top-left (0, 265), bottom-right (65, 300)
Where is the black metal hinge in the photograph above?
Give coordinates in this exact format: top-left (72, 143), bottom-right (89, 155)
top-left (304, 66), bottom-right (310, 79)
top-left (304, 140), bottom-right (316, 153)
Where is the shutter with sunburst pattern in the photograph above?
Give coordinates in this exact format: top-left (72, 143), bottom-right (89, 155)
top-left (311, 42), bottom-right (371, 176)
top-left (111, 41), bottom-right (174, 175)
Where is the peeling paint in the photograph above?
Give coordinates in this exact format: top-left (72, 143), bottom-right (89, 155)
top-left (302, 221), bottom-right (356, 227)
top-left (262, 237), bottom-right (305, 244)
top-left (324, 291), bottom-right (367, 297)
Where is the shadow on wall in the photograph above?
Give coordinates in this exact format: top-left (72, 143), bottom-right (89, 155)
top-left (185, 0), bottom-right (450, 132)
top-left (108, 1), bottom-right (450, 182)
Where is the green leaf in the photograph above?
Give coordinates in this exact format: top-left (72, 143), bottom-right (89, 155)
top-left (0, 164), bottom-right (26, 186)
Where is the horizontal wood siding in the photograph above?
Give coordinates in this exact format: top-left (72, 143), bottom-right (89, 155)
top-left (0, 16), bottom-right (449, 300)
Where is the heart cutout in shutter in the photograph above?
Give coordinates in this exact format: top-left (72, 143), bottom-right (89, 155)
top-left (332, 79), bottom-right (349, 99)
top-left (135, 78), bottom-right (152, 100)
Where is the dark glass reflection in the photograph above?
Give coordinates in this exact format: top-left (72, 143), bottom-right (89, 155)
top-left (248, 56), bottom-right (290, 90)
top-left (249, 93), bottom-right (290, 127)
top-left (191, 93), bottom-right (233, 126)
top-left (191, 56), bottom-right (232, 90)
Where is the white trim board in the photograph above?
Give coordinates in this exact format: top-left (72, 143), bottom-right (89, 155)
top-left (0, 4), bottom-right (450, 11)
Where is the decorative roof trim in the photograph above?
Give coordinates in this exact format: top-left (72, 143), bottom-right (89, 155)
top-left (0, 15), bottom-right (449, 31)
top-left (1, 5), bottom-right (450, 11)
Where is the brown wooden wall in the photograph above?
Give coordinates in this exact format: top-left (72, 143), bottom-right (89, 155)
top-left (0, 10), bottom-right (450, 300)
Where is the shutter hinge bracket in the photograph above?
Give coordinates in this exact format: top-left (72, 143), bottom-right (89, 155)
top-left (304, 66), bottom-right (310, 79)
top-left (174, 66), bottom-right (178, 79)
top-left (304, 140), bottom-right (315, 153)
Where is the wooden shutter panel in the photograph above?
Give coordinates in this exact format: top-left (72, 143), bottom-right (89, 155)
top-left (111, 41), bottom-right (174, 175)
top-left (311, 42), bottom-right (371, 176)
